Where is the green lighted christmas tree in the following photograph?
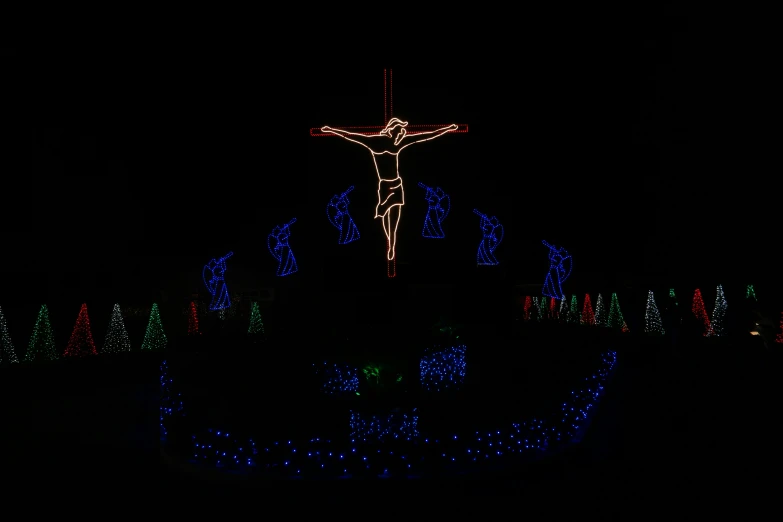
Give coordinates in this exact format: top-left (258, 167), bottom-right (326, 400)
top-left (594, 293), bottom-right (606, 326)
top-left (668, 288), bottom-right (678, 306)
top-left (568, 295), bottom-right (579, 323)
top-left (25, 304), bottom-right (58, 362)
top-left (103, 303), bottom-right (131, 353)
top-left (706, 284), bottom-right (727, 337)
top-left (537, 296), bottom-right (546, 321)
top-left (0, 305), bottom-right (20, 364)
top-left (644, 290), bottom-right (665, 335)
top-left (607, 292), bottom-right (629, 332)
top-left (581, 293), bottom-right (595, 325)
top-left (746, 284), bottom-right (757, 301)
top-left (141, 303), bottom-right (167, 351)
top-left (248, 302), bottom-right (266, 337)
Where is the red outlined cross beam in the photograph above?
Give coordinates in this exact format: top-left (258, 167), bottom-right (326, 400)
top-left (312, 69), bottom-right (467, 278)
top-left (310, 69), bottom-right (469, 135)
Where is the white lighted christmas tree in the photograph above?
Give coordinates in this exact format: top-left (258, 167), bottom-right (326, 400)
top-left (103, 303), bottom-right (132, 353)
top-left (644, 290), bottom-right (665, 335)
top-left (0, 305), bottom-right (20, 364)
top-left (706, 284), bottom-right (727, 337)
top-left (594, 293), bottom-right (606, 326)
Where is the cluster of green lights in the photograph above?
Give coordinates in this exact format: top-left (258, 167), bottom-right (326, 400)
top-left (25, 304), bottom-right (58, 362)
top-left (141, 303), bottom-right (167, 351)
top-left (0, 305), bottom-right (20, 364)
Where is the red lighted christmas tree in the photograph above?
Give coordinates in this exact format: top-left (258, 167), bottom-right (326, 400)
top-left (775, 312), bottom-right (783, 344)
top-left (64, 303), bottom-right (97, 357)
top-left (523, 296), bottom-right (532, 321)
top-left (691, 288), bottom-right (710, 336)
top-left (581, 293), bottom-right (595, 325)
top-left (188, 301), bottom-right (200, 335)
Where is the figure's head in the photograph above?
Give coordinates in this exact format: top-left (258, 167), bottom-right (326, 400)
top-left (380, 117), bottom-right (408, 145)
top-left (435, 187), bottom-right (445, 198)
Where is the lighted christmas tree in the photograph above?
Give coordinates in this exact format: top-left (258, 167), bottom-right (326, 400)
top-left (691, 288), bottom-right (710, 336)
top-left (141, 303), bottom-right (167, 351)
top-left (25, 304), bottom-right (58, 362)
top-left (103, 303), bottom-right (131, 353)
top-left (706, 284), bottom-right (728, 337)
top-left (746, 284), bottom-right (757, 301)
top-left (644, 290), bottom-right (665, 335)
top-left (187, 301), bottom-right (200, 335)
top-left (775, 312), bottom-right (783, 344)
top-left (0, 305), bottom-right (20, 364)
top-left (63, 303), bottom-right (98, 357)
top-left (558, 297), bottom-right (568, 321)
top-left (568, 295), bottom-right (579, 323)
top-left (538, 297), bottom-right (546, 321)
top-left (594, 293), bottom-right (606, 326)
top-left (668, 288), bottom-right (678, 306)
top-left (607, 292), bottom-right (629, 332)
top-left (248, 302), bottom-right (265, 338)
top-left (523, 296), bottom-right (532, 321)
top-left (548, 297), bottom-right (556, 321)
top-left (581, 293), bottom-right (595, 325)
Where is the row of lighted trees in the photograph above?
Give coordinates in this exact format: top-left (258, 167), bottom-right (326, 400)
top-left (0, 301), bottom-right (267, 364)
top-left (521, 285), bottom-right (743, 337)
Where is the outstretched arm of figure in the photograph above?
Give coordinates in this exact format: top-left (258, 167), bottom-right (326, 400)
top-left (320, 126), bottom-right (376, 150)
top-left (398, 124), bottom-right (458, 149)
top-left (441, 194), bottom-right (450, 220)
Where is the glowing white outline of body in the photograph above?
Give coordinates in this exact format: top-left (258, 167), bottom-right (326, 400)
top-left (320, 119), bottom-right (458, 263)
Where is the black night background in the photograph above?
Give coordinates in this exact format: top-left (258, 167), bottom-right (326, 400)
top-left (2, 14), bottom-right (780, 506)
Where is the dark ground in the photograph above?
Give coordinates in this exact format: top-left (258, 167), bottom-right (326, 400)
top-left (1, 329), bottom-right (780, 511)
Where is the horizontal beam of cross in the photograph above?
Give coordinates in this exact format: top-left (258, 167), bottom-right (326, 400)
top-left (310, 123), bottom-right (468, 136)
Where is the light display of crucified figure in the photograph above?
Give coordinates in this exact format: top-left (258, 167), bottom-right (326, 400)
top-left (203, 252), bottom-right (233, 311)
top-left (320, 119), bottom-right (458, 273)
top-left (313, 69), bottom-right (467, 278)
top-left (542, 240), bottom-right (572, 301)
top-left (418, 182), bottom-right (450, 238)
top-left (326, 185), bottom-right (360, 244)
top-left (473, 209), bottom-right (503, 266)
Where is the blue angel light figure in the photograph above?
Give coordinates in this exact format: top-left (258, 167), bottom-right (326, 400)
top-left (326, 186), bottom-right (360, 244)
top-left (542, 240), bottom-right (572, 300)
top-left (268, 218), bottom-right (298, 277)
top-left (418, 182), bottom-right (450, 238)
top-left (474, 209), bottom-right (503, 265)
top-left (203, 251), bottom-right (233, 311)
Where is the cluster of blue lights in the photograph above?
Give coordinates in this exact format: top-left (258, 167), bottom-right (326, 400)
top-left (162, 350), bottom-right (616, 478)
top-left (160, 360), bottom-right (184, 441)
top-left (268, 218), bottom-right (298, 277)
top-left (419, 182), bottom-right (450, 238)
top-left (314, 361), bottom-right (360, 395)
top-left (474, 209), bottom-right (503, 265)
top-left (420, 344), bottom-right (467, 392)
top-left (542, 240), bottom-right (572, 300)
top-left (350, 408), bottom-right (419, 443)
top-left (326, 186), bottom-right (360, 245)
top-left (202, 252), bottom-right (233, 311)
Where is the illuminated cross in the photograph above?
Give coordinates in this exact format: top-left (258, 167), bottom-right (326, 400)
top-left (312, 69), bottom-right (468, 278)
